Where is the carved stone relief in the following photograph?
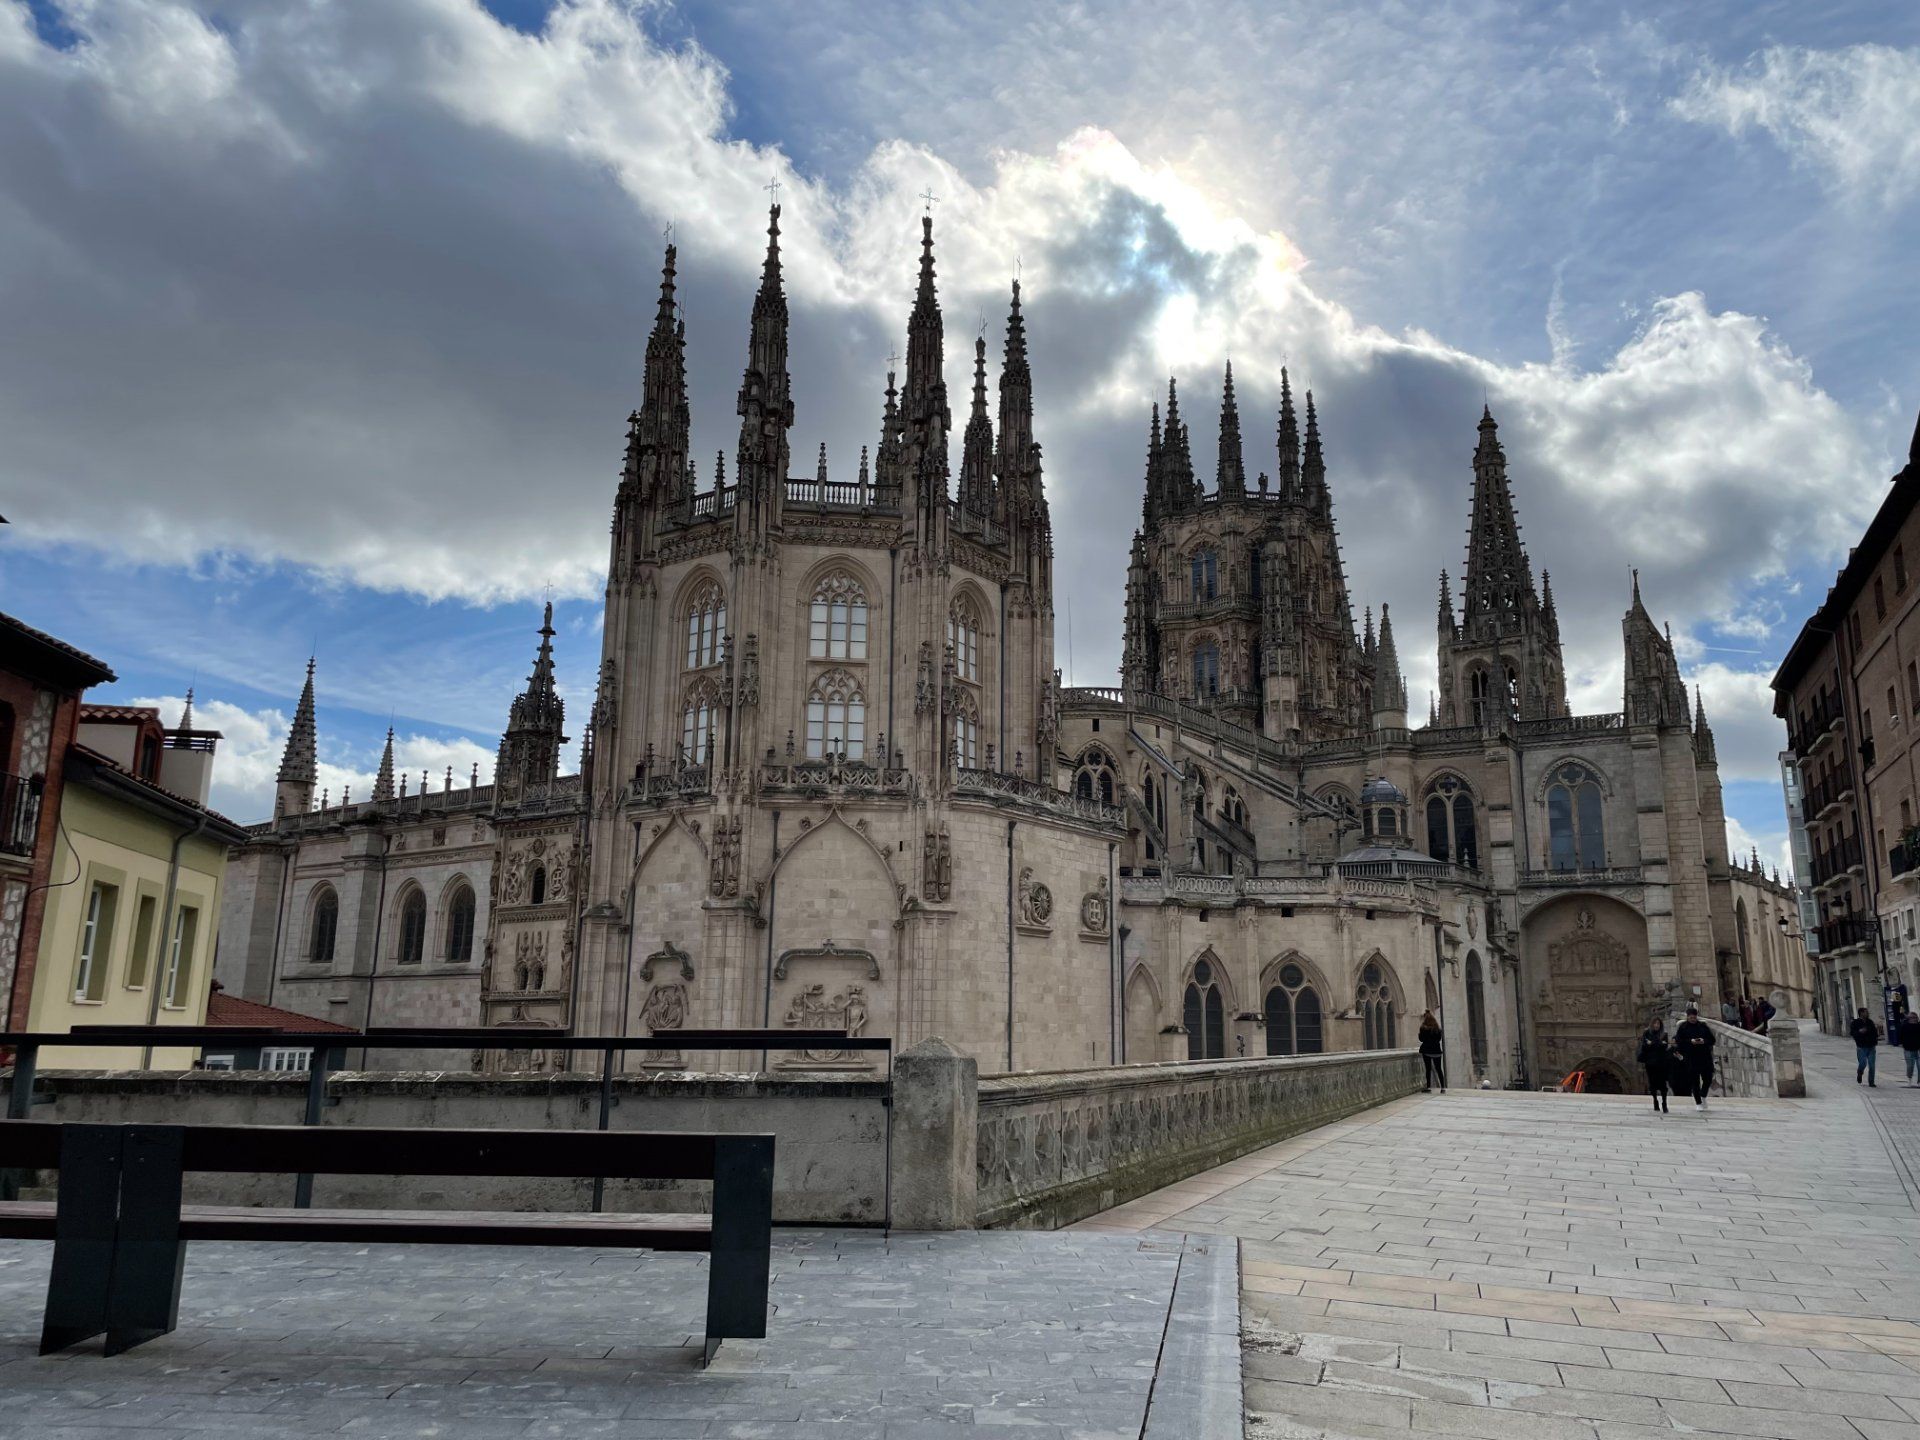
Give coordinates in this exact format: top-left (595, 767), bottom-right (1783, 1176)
top-left (1080, 876), bottom-right (1111, 936)
top-left (1018, 868), bottom-right (1053, 929)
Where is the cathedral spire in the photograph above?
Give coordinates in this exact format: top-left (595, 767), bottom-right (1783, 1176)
top-left (497, 603), bottom-right (567, 802)
top-left (1163, 376), bottom-right (1195, 506)
top-left (373, 727), bottom-right (396, 802)
top-left (995, 279), bottom-right (1036, 518)
top-left (275, 658), bottom-right (318, 819)
top-left (1301, 390), bottom-right (1327, 509)
top-left (1438, 569), bottom-right (1456, 636)
top-left (1276, 367), bottom-right (1300, 498)
top-left (1216, 361), bottom-right (1246, 500)
top-left (960, 333), bottom-right (994, 516)
top-left (899, 215), bottom-right (952, 547)
top-left (1461, 405), bottom-right (1536, 637)
top-left (1142, 400), bottom-right (1163, 523)
top-left (176, 687), bottom-right (195, 734)
top-left (732, 203), bottom-right (793, 545)
top-left (1693, 684), bottom-right (1718, 765)
top-left (1374, 603), bottom-right (1408, 725)
top-left (624, 243), bottom-right (691, 516)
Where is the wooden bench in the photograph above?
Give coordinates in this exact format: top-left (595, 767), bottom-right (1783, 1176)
top-left (0, 1120), bottom-right (773, 1365)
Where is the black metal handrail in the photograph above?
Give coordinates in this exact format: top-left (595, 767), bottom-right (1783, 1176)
top-left (2, 1026), bottom-right (893, 1213)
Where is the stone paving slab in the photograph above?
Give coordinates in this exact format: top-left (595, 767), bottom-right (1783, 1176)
top-left (1084, 1021), bottom-right (1920, 1440)
top-left (0, 1226), bottom-right (1225, 1437)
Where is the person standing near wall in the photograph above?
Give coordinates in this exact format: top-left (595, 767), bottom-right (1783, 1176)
top-left (1899, 1008), bottom-right (1920, 1086)
top-left (1851, 1008), bottom-right (1881, 1086)
top-left (1417, 1010), bottom-right (1446, 1092)
top-left (1675, 1005), bottom-right (1716, 1108)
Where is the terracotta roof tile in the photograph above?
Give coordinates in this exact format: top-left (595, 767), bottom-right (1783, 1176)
top-left (205, 989), bottom-right (356, 1034)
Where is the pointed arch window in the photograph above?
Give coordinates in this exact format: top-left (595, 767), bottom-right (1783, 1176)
top-left (1357, 961), bottom-right (1396, 1050)
top-left (1423, 777), bottom-right (1478, 869)
top-left (530, 866), bottom-right (547, 906)
top-left (1192, 642), bottom-right (1220, 699)
top-left (1183, 956), bottom-right (1226, 1060)
top-left (684, 580), bottom-right (727, 670)
top-left (1469, 667), bottom-right (1491, 727)
top-left (951, 689), bottom-right (981, 768)
top-left (445, 883), bottom-right (475, 962)
top-left (1222, 785), bottom-right (1247, 830)
top-left (1264, 962), bottom-right (1323, 1056)
top-left (397, 889), bottom-right (427, 966)
top-left (680, 679), bottom-right (720, 766)
top-left (947, 596), bottom-right (982, 683)
top-left (1190, 548), bottom-right (1219, 601)
top-left (806, 668), bottom-right (866, 760)
top-left (308, 887), bottom-right (338, 966)
top-left (810, 573), bottom-right (869, 660)
top-left (1546, 763), bottom-right (1605, 871)
top-left (1075, 748), bottom-right (1116, 805)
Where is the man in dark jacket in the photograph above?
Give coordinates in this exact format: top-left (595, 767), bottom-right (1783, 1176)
top-left (1851, 1008), bottom-right (1881, 1086)
top-left (1674, 1005), bottom-right (1716, 1107)
top-left (1637, 1019), bottom-right (1672, 1113)
top-left (1900, 1010), bottom-right (1920, 1086)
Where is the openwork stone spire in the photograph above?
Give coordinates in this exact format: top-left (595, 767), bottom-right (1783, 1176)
top-left (373, 728), bottom-right (396, 802)
top-left (733, 204), bottom-right (793, 543)
top-left (959, 334), bottom-right (994, 516)
top-left (1301, 390), bottom-right (1326, 505)
top-left (1276, 367), bottom-right (1300, 498)
top-left (497, 603), bottom-right (567, 799)
top-left (1376, 604), bottom-right (1407, 716)
top-left (278, 658), bottom-right (317, 786)
top-left (1462, 407), bottom-right (1534, 636)
top-left (1217, 362), bottom-right (1246, 500)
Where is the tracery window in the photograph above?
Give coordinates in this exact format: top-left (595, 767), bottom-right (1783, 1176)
top-left (809, 573), bottom-right (869, 660)
top-left (1074, 748), bottom-right (1117, 805)
top-left (684, 579), bottom-right (726, 670)
top-left (1264, 962), bottom-right (1323, 1056)
top-left (445, 883), bottom-right (475, 962)
top-left (1183, 956), bottom-right (1226, 1060)
top-left (1357, 960), bottom-right (1396, 1050)
top-left (1546, 763), bottom-right (1606, 871)
top-left (1466, 953), bottom-right (1488, 1070)
top-left (680, 679), bottom-right (720, 766)
top-left (947, 596), bottom-right (982, 683)
top-left (951, 690), bottom-right (981, 768)
top-left (1469, 667), bottom-right (1491, 727)
top-left (308, 887), bottom-right (338, 966)
top-left (1192, 642), bottom-right (1220, 698)
top-left (397, 888), bottom-right (426, 966)
top-left (1222, 785), bottom-right (1247, 829)
top-left (1190, 548), bottom-right (1219, 601)
top-left (1423, 777), bottom-right (1479, 869)
top-left (806, 668), bottom-right (866, 760)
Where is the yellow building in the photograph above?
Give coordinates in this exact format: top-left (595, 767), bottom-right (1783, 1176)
top-left (28, 704), bottom-right (247, 1069)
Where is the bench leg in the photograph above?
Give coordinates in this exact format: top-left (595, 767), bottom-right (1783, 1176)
top-left (105, 1126), bottom-right (186, 1356)
top-left (40, 1126), bottom-right (121, 1355)
top-left (703, 1135), bottom-right (774, 1364)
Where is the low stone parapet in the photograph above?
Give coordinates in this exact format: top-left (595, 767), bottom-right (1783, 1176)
top-left (1668, 1012), bottom-right (1786, 1097)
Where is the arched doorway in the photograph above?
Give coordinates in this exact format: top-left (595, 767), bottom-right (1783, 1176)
top-left (1572, 1059), bottom-right (1627, 1094)
top-left (1524, 895), bottom-right (1651, 1089)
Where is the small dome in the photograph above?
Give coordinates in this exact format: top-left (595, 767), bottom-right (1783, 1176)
top-left (1360, 774), bottom-right (1407, 807)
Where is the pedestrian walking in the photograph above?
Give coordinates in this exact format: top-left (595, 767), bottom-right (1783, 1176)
top-left (1755, 996), bottom-right (1775, 1036)
top-left (1851, 1008), bottom-right (1881, 1086)
top-left (1675, 1004), bottom-right (1716, 1107)
top-left (1637, 1018), bottom-right (1672, 1112)
top-left (1738, 998), bottom-right (1756, 1030)
top-left (1899, 1010), bottom-right (1920, 1086)
top-left (1721, 998), bottom-right (1739, 1026)
top-left (1418, 1010), bottom-right (1446, 1092)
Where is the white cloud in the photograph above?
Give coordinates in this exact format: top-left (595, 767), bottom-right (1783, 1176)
top-left (1724, 813), bottom-right (1792, 885)
top-left (136, 693), bottom-right (494, 822)
top-left (1672, 43), bottom-right (1920, 206)
top-left (0, 0), bottom-right (1892, 717)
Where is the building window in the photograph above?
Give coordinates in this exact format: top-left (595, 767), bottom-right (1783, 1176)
top-left (1075, 748), bottom-right (1117, 805)
top-left (1423, 780), bottom-right (1480, 869)
top-left (1892, 685), bottom-right (1901, 727)
top-left (127, 894), bottom-right (158, 989)
top-left (530, 867), bottom-right (547, 906)
top-left (680, 680), bottom-right (719, 766)
top-left (809, 573), bottom-right (869, 660)
top-left (74, 881), bottom-right (118, 1002)
top-left (262, 1047), bottom-right (313, 1073)
top-left (947, 597), bottom-right (982, 683)
top-left (951, 694), bottom-right (981, 768)
top-left (1469, 668), bottom-right (1491, 727)
top-left (1876, 576), bottom-right (1887, 621)
top-left (1190, 549), bottom-right (1219, 601)
top-left (684, 579), bottom-right (726, 669)
top-left (1264, 962), bottom-right (1323, 1056)
top-left (1192, 643), bottom-right (1220, 698)
top-left (445, 883), bottom-right (475, 962)
top-left (1466, 954), bottom-right (1488, 1070)
top-left (1546, 764), bottom-right (1605, 871)
top-left (397, 889), bottom-right (426, 965)
top-left (308, 888), bottom-right (338, 966)
top-left (1899, 545), bottom-right (1910, 594)
top-left (163, 905), bottom-right (198, 1008)
top-left (806, 668), bottom-right (866, 760)
top-left (1184, 956), bottom-right (1226, 1060)
top-left (1357, 961), bottom-right (1396, 1050)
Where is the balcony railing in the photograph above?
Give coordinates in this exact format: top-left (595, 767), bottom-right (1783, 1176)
top-left (1519, 865), bottom-right (1645, 888)
top-left (0, 771), bottom-right (41, 857)
top-left (1814, 912), bottom-right (1877, 953)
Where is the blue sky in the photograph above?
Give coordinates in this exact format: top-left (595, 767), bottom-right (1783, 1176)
top-left (2, 0), bottom-right (1917, 860)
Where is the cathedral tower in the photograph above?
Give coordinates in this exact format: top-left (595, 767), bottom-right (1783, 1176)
top-left (274, 658), bottom-right (318, 820)
top-left (1436, 407), bottom-right (1566, 727)
top-left (495, 603), bottom-right (567, 804)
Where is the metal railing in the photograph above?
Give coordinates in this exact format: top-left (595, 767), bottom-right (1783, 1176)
top-left (2, 1025), bottom-right (891, 1213)
top-left (0, 772), bottom-right (39, 857)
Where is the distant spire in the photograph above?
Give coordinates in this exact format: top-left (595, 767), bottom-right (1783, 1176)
top-left (1461, 404), bottom-right (1537, 637)
top-left (176, 687), bottom-right (195, 733)
top-left (1376, 604), bottom-right (1407, 717)
top-left (960, 333), bottom-right (994, 515)
top-left (733, 202), bottom-right (793, 540)
top-left (995, 278), bottom-right (1035, 520)
top-left (277, 658), bottom-right (318, 786)
top-left (816, 441), bottom-right (829, 487)
top-left (1164, 377), bottom-right (1195, 504)
top-left (1363, 605), bottom-right (1375, 655)
top-left (1693, 683), bottom-right (1718, 766)
top-left (1216, 361), bottom-right (1247, 499)
top-left (1438, 569), bottom-right (1455, 633)
top-left (1142, 400), bottom-right (1164, 522)
top-left (625, 241), bottom-right (691, 510)
top-left (1301, 389), bottom-right (1326, 502)
top-left (857, 444), bottom-right (870, 491)
top-left (373, 728), bottom-right (396, 802)
top-left (497, 603), bottom-right (567, 797)
top-left (1276, 367), bottom-right (1300, 497)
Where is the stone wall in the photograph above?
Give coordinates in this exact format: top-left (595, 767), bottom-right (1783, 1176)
top-left (1668, 1011), bottom-right (1780, 1097)
top-left (974, 1048), bottom-right (1422, 1229)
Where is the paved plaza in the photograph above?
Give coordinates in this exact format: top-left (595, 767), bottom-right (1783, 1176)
top-left (1085, 1020), bottom-right (1920, 1440)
